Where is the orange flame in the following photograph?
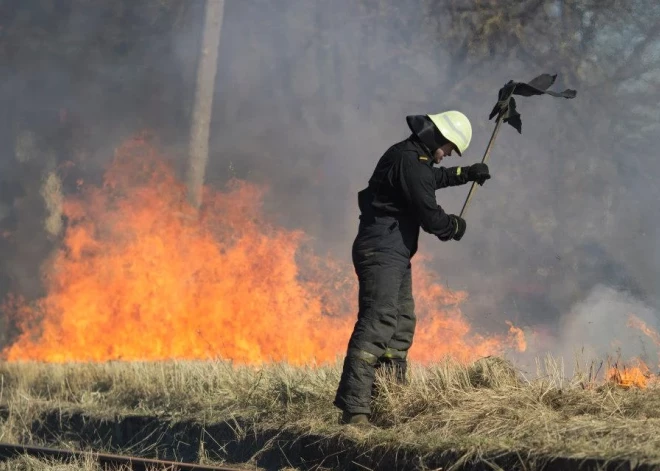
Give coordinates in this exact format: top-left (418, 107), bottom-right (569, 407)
top-left (607, 359), bottom-right (652, 389)
top-left (2, 136), bottom-right (525, 364)
top-left (626, 314), bottom-right (660, 370)
top-left (505, 321), bottom-right (527, 352)
top-left (628, 314), bottom-right (660, 347)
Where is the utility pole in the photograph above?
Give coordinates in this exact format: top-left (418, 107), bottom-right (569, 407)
top-left (186, 0), bottom-right (225, 209)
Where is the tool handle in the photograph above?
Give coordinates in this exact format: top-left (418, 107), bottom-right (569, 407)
top-left (459, 114), bottom-right (504, 218)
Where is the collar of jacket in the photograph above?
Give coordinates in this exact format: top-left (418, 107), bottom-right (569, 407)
top-left (408, 135), bottom-right (434, 167)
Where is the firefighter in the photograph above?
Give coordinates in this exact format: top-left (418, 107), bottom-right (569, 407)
top-left (334, 111), bottom-right (490, 425)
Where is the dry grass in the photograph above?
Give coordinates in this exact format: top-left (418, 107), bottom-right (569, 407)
top-left (1, 356), bottom-right (659, 467)
top-left (0, 454), bottom-right (135, 471)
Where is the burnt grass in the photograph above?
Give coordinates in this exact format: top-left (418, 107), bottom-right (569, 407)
top-left (1, 358), bottom-right (660, 470)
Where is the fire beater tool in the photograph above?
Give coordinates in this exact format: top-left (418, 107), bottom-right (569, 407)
top-left (459, 73), bottom-right (577, 218)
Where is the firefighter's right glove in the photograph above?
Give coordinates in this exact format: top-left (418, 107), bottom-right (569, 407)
top-left (465, 163), bottom-right (491, 186)
top-left (450, 215), bottom-right (466, 241)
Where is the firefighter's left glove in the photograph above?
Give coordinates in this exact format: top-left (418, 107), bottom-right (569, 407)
top-left (465, 163), bottom-right (491, 186)
top-left (449, 215), bottom-right (466, 241)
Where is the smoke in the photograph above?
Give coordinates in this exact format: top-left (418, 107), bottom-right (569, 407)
top-left (0, 1), bottom-right (198, 301)
top-left (559, 286), bottom-right (660, 365)
top-left (1, 0), bottom-right (659, 364)
top-left (511, 285), bottom-right (660, 376)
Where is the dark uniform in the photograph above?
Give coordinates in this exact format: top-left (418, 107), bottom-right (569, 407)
top-left (334, 134), bottom-right (474, 416)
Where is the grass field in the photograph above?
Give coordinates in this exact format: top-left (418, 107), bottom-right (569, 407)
top-left (1, 356), bottom-right (659, 470)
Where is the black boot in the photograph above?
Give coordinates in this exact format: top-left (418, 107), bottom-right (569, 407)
top-left (340, 411), bottom-right (371, 426)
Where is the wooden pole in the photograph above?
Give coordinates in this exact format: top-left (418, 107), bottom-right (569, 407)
top-left (459, 112), bottom-right (504, 218)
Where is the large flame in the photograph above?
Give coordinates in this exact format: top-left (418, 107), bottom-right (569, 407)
top-left (2, 136), bottom-right (525, 364)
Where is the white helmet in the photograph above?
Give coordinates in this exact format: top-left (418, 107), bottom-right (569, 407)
top-left (407, 111), bottom-right (472, 156)
top-left (427, 111), bottom-right (472, 155)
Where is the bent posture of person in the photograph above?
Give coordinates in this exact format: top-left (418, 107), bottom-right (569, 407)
top-left (334, 111), bottom-right (491, 425)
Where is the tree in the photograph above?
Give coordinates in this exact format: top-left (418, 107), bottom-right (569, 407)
top-left (186, 0), bottom-right (225, 209)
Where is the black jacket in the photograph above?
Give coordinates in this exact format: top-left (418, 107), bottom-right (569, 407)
top-left (355, 135), bottom-right (468, 258)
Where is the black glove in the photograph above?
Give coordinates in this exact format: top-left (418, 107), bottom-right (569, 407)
top-left (449, 214), bottom-right (466, 241)
top-left (465, 163), bottom-right (491, 186)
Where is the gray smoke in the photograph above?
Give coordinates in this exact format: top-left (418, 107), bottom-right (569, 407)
top-left (1, 0), bottom-right (659, 365)
top-left (558, 286), bottom-right (660, 366)
top-left (510, 285), bottom-right (660, 376)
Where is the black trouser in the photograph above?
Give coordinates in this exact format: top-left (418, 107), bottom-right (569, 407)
top-left (334, 222), bottom-right (416, 415)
